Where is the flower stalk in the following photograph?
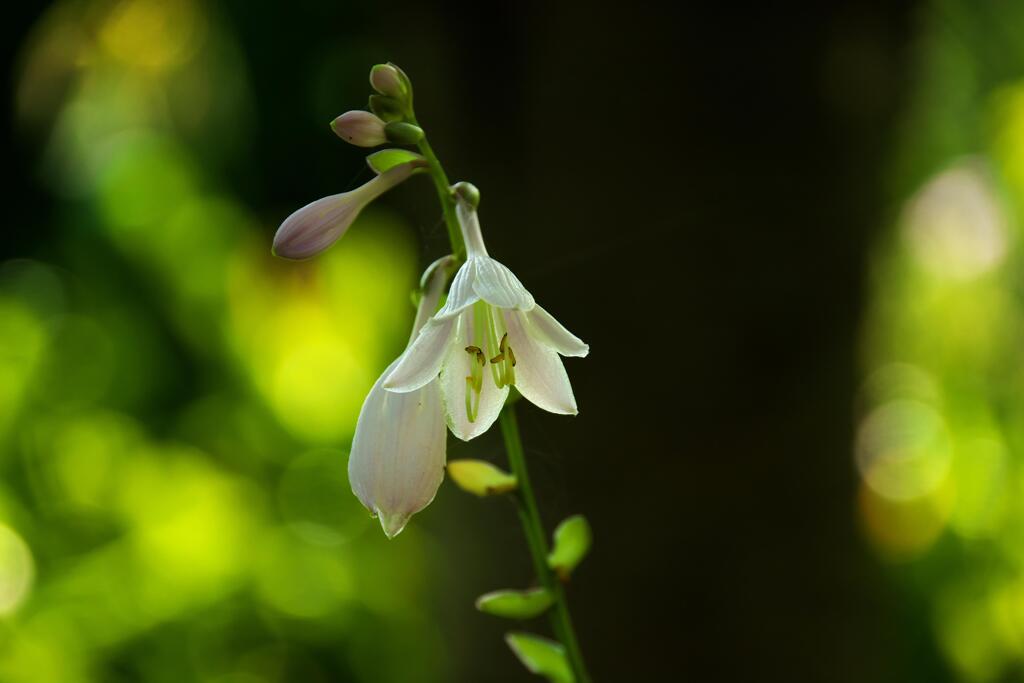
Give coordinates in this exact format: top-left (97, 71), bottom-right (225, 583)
top-left (407, 94), bottom-right (591, 683)
top-left (500, 406), bottom-right (592, 683)
top-left (408, 112), bottom-right (467, 261)
top-left (277, 61), bottom-right (592, 681)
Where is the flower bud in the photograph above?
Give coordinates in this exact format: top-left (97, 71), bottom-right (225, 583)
top-left (452, 181), bottom-right (481, 209)
top-left (273, 160), bottom-right (423, 260)
top-left (384, 121), bottom-right (424, 145)
top-left (368, 94), bottom-right (404, 122)
top-left (369, 63), bottom-right (407, 99)
top-left (330, 111), bottom-right (387, 147)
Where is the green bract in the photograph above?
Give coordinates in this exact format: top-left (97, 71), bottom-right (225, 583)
top-left (476, 587), bottom-right (553, 618)
top-left (506, 632), bottom-right (574, 683)
top-left (385, 121), bottom-right (425, 145)
top-left (447, 459), bottom-right (517, 496)
top-left (368, 94), bottom-right (404, 122)
top-left (546, 515), bottom-right (591, 580)
top-left (367, 149), bottom-right (426, 175)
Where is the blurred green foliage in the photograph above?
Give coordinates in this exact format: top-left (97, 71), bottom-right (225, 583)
top-left (2, 1), bottom-right (450, 681)
top-left (860, 2), bottom-right (1024, 681)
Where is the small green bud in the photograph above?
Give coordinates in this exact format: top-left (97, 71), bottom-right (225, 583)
top-left (368, 94), bottom-right (404, 122)
top-left (451, 181), bottom-right (481, 209)
top-left (446, 459), bottom-right (517, 496)
top-left (385, 121), bottom-right (424, 145)
top-left (330, 111), bottom-right (387, 147)
top-left (546, 515), bottom-right (592, 581)
top-left (370, 63), bottom-right (407, 99)
top-left (476, 588), bottom-right (554, 619)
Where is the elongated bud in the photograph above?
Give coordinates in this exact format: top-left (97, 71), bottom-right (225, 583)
top-left (370, 63), bottom-right (407, 99)
top-left (331, 111), bottom-right (387, 147)
top-left (273, 160), bottom-right (425, 260)
top-left (385, 121), bottom-right (424, 145)
top-left (451, 181), bottom-right (480, 209)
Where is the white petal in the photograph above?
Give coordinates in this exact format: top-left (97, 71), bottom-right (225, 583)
top-left (472, 257), bottom-right (535, 311)
top-left (439, 308), bottom-right (509, 440)
top-left (383, 317), bottom-right (455, 393)
top-left (349, 360), bottom-right (447, 538)
top-left (435, 259), bottom-right (479, 318)
top-left (506, 311), bottom-right (578, 415)
top-left (526, 305), bottom-right (589, 357)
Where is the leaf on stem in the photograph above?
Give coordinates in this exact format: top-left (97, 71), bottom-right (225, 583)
top-left (546, 515), bottom-right (591, 581)
top-left (476, 587), bottom-right (554, 619)
top-left (505, 632), bottom-right (574, 683)
top-left (447, 459), bottom-right (517, 496)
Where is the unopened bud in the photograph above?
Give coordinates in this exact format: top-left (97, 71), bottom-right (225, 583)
top-left (452, 181), bottom-right (481, 209)
top-left (368, 94), bottom-right (404, 122)
top-left (385, 121), bottom-right (424, 145)
top-left (370, 63), bottom-right (407, 99)
top-left (331, 111), bottom-right (387, 147)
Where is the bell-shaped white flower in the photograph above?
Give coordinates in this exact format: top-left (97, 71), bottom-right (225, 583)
top-left (273, 159), bottom-right (424, 260)
top-left (383, 189), bottom-right (588, 440)
top-left (348, 257), bottom-right (454, 538)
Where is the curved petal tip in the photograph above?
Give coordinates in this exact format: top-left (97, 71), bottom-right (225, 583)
top-left (378, 510), bottom-right (411, 539)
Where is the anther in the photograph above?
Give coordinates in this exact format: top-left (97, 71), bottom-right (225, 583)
top-left (465, 345), bottom-right (486, 366)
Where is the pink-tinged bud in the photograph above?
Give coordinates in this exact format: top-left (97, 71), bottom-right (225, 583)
top-left (369, 63), bottom-right (407, 99)
top-left (330, 111), bottom-right (387, 147)
top-left (273, 161), bottom-right (424, 260)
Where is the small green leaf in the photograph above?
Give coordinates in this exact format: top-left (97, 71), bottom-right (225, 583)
top-left (366, 149), bottom-right (426, 175)
top-left (447, 459), bottom-right (517, 496)
top-left (505, 632), bottom-right (574, 683)
top-left (476, 587), bottom-right (554, 619)
top-left (546, 515), bottom-right (591, 580)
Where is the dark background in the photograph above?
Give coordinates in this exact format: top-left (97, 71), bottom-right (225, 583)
top-left (4, 1), bottom-right (943, 681)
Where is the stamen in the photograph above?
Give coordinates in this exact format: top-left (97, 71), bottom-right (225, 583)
top-left (464, 376), bottom-right (477, 422)
top-left (465, 345), bottom-right (486, 366)
top-left (463, 345), bottom-right (484, 423)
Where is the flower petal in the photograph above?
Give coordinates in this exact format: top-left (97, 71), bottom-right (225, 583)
top-left (349, 360), bottom-right (447, 538)
top-left (435, 259), bottom-right (480, 319)
top-left (472, 257), bottom-right (535, 311)
top-left (526, 305), bottom-right (589, 357)
top-left (383, 317), bottom-right (455, 392)
top-left (506, 311), bottom-right (578, 415)
top-left (272, 193), bottom-right (363, 260)
top-left (439, 308), bottom-right (509, 440)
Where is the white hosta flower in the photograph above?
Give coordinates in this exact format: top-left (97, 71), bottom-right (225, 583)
top-left (273, 159), bottom-right (424, 260)
top-left (348, 256), bottom-right (454, 538)
top-left (383, 189), bottom-right (588, 440)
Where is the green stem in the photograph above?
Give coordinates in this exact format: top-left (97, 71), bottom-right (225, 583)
top-left (409, 115), bottom-right (466, 261)
top-left (500, 406), bottom-right (591, 683)
top-left (410, 103), bottom-right (589, 681)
